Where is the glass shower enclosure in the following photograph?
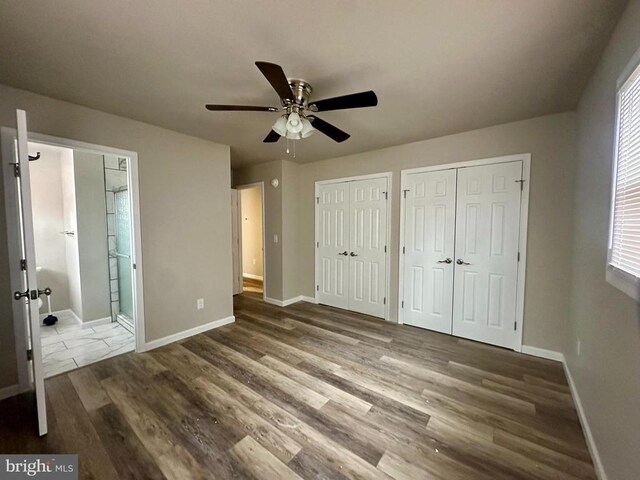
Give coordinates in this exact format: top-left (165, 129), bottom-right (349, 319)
top-left (104, 155), bottom-right (134, 332)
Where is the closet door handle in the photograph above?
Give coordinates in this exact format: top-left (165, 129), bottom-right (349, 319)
top-left (350, 252), bottom-right (358, 257)
top-left (456, 259), bottom-right (471, 265)
top-left (338, 251), bottom-right (348, 256)
top-left (437, 258), bottom-right (452, 264)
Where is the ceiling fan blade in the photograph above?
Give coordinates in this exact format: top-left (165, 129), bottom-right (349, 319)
top-left (255, 61), bottom-right (295, 102)
top-left (309, 90), bottom-right (378, 112)
top-left (205, 104), bottom-right (278, 112)
top-left (308, 116), bottom-right (350, 143)
top-left (263, 129), bottom-right (281, 143)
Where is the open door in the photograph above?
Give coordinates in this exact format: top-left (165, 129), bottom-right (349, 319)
top-left (231, 189), bottom-right (243, 295)
top-left (6, 110), bottom-right (48, 435)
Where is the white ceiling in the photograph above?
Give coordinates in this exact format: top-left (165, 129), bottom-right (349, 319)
top-left (0, 0), bottom-right (627, 167)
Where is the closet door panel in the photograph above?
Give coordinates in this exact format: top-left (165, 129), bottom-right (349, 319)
top-left (402, 169), bottom-right (456, 333)
top-left (317, 182), bottom-right (350, 309)
top-left (452, 161), bottom-right (522, 348)
top-left (348, 178), bottom-right (387, 318)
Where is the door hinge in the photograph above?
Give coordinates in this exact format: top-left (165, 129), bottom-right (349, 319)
top-left (517, 252), bottom-right (521, 262)
top-left (20, 259), bottom-right (26, 271)
top-left (383, 191), bottom-right (388, 200)
top-left (515, 179), bottom-right (525, 191)
top-left (316, 241), bottom-right (319, 248)
top-left (514, 321), bottom-right (517, 331)
top-left (315, 197), bottom-right (320, 204)
top-left (401, 300), bottom-right (404, 308)
top-left (403, 189), bottom-right (410, 198)
top-left (383, 297), bottom-right (386, 305)
top-left (26, 349), bottom-right (33, 361)
top-left (13, 163), bottom-right (20, 178)
top-left (402, 246), bottom-right (406, 254)
top-left (133, 263), bottom-right (137, 270)
top-left (316, 285), bottom-right (319, 292)
top-left (384, 245), bottom-right (387, 253)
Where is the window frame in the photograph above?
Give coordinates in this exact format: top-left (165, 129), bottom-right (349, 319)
top-left (606, 47), bottom-right (640, 301)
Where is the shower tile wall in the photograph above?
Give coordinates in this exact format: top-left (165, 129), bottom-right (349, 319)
top-left (103, 155), bottom-right (128, 323)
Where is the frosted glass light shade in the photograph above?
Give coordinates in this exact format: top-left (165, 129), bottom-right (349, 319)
top-left (286, 112), bottom-right (303, 133)
top-left (286, 130), bottom-right (301, 140)
top-left (272, 116), bottom-right (287, 136)
top-left (301, 117), bottom-right (315, 138)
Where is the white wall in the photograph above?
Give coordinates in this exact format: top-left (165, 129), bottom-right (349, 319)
top-left (240, 186), bottom-right (263, 279)
top-left (567, 1), bottom-right (640, 479)
top-left (29, 144), bottom-right (71, 313)
top-left (74, 151), bottom-right (111, 322)
top-left (60, 147), bottom-right (82, 319)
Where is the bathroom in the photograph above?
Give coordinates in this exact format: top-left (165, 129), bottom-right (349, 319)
top-left (28, 142), bottom-right (136, 377)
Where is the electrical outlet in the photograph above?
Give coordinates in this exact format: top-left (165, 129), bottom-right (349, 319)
top-left (273, 234), bottom-right (278, 243)
top-left (252, 258), bottom-right (256, 265)
top-left (576, 338), bottom-right (581, 356)
top-left (197, 298), bottom-right (204, 310)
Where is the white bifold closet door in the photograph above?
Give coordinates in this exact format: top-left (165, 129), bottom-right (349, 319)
top-left (318, 177), bottom-right (387, 318)
top-left (452, 161), bottom-right (522, 348)
top-left (402, 160), bottom-right (523, 349)
top-left (402, 169), bottom-right (456, 333)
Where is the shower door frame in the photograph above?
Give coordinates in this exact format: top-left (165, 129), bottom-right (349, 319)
top-left (3, 129), bottom-right (146, 379)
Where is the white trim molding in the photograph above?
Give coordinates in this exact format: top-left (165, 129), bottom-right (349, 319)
top-left (143, 315), bottom-right (235, 351)
top-left (242, 273), bottom-right (264, 281)
top-left (563, 361), bottom-right (608, 480)
top-left (0, 384), bottom-right (21, 401)
top-left (521, 345), bottom-right (564, 362)
top-left (520, 346), bottom-right (607, 480)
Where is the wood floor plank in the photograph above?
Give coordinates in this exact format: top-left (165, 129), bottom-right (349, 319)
top-left (2, 292), bottom-right (596, 480)
top-left (230, 436), bottom-right (303, 480)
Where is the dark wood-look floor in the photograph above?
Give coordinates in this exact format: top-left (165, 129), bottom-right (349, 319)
top-left (1, 293), bottom-right (595, 479)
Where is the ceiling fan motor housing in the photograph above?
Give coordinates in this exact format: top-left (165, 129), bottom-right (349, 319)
top-left (286, 79), bottom-right (313, 109)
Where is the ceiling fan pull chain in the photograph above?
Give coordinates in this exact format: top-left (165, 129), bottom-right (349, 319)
top-left (286, 137), bottom-right (290, 154)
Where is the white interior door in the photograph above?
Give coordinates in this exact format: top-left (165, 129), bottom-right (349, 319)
top-left (348, 178), bottom-right (388, 318)
top-left (402, 169), bottom-right (456, 333)
top-left (10, 110), bottom-right (48, 435)
top-left (317, 182), bottom-right (350, 309)
top-left (452, 161), bottom-right (522, 348)
top-left (231, 189), bottom-right (242, 295)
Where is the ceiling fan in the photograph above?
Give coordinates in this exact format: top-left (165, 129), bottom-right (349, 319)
top-left (205, 61), bottom-right (378, 144)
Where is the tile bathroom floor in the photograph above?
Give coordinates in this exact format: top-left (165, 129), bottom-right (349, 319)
top-left (40, 311), bottom-right (134, 378)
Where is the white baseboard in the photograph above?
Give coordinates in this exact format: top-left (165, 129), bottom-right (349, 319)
top-left (265, 296), bottom-right (310, 307)
top-left (301, 296), bottom-right (318, 304)
top-left (143, 315), bottom-right (235, 351)
top-left (243, 273), bottom-right (263, 281)
top-left (521, 345), bottom-right (564, 362)
top-left (521, 345), bottom-right (607, 480)
top-left (0, 383), bottom-right (20, 401)
top-left (82, 316), bottom-right (112, 328)
top-left (563, 360), bottom-right (608, 480)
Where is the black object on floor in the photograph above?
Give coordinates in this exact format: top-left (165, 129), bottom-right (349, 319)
top-left (42, 315), bottom-right (58, 326)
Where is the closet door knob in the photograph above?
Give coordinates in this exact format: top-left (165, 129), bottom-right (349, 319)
top-left (338, 251), bottom-right (348, 256)
top-left (350, 252), bottom-right (358, 257)
top-left (437, 258), bottom-right (452, 264)
top-left (456, 259), bottom-right (471, 265)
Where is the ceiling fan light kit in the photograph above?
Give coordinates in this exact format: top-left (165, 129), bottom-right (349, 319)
top-left (205, 61), bottom-right (378, 154)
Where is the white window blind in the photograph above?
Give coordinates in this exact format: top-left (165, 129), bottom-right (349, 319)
top-left (611, 63), bottom-right (640, 277)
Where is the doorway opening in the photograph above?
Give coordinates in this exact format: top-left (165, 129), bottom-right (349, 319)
top-left (28, 142), bottom-right (136, 377)
top-left (3, 127), bottom-right (145, 392)
top-left (232, 183), bottom-right (266, 301)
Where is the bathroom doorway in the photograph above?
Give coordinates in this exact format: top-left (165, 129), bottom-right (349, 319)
top-left (236, 183), bottom-right (266, 299)
top-left (3, 131), bottom-right (145, 383)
